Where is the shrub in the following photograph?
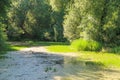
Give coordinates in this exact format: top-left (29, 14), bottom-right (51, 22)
top-left (71, 39), bottom-right (102, 51)
top-left (109, 46), bottom-right (120, 53)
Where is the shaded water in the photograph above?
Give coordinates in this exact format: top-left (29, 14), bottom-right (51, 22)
top-left (0, 51), bottom-right (120, 80)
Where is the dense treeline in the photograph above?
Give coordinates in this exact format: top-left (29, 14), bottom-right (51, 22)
top-left (7, 0), bottom-right (68, 41)
top-left (64, 0), bottom-right (120, 47)
top-left (0, 0), bottom-right (120, 50)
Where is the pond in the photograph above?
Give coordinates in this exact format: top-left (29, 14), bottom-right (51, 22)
top-left (0, 51), bottom-right (120, 80)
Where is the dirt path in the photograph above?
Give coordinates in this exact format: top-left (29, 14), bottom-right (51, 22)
top-left (0, 46), bottom-right (120, 80)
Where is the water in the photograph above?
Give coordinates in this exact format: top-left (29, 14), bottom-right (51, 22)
top-left (0, 51), bottom-right (120, 80)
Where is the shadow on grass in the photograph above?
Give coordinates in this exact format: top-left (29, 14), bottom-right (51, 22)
top-left (64, 57), bottom-right (105, 70)
top-left (102, 46), bottom-right (120, 55)
top-left (8, 41), bottom-right (70, 46)
top-left (6, 41), bottom-right (70, 51)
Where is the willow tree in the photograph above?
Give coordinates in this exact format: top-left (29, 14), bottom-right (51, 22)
top-left (83, 0), bottom-right (120, 46)
top-left (63, 0), bottom-right (82, 41)
top-left (64, 0), bottom-right (105, 41)
top-left (63, 0), bottom-right (120, 46)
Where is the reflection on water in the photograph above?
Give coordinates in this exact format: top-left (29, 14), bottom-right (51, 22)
top-left (54, 57), bottom-right (120, 80)
top-left (0, 51), bottom-right (120, 80)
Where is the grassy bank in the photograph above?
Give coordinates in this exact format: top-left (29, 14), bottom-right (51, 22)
top-left (47, 44), bottom-right (120, 68)
top-left (6, 41), bottom-right (120, 68)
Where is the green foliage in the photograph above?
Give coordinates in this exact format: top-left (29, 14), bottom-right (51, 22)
top-left (63, 0), bottom-right (82, 41)
top-left (71, 39), bottom-right (102, 51)
top-left (7, 0), bottom-right (52, 41)
top-left (49, 0), bottom-right (69, 41)
top-left (5, 0), bottom-right (120, 47)
top-left (0, 0), bottom-right (10, 16)
top-left (7, 0), bottom-right (68, 41)
top-left (0, 0), bottom-right (10, 52)
top-left (109, 46), bottom-right (120, 53)
top-left (101, 0), bottom-right (120, 46)
top-left (63, 0), bottom-right (105, 41)
top-left (0, 26), bottom-right (6, 51)
top-left (63, 0), bottom-right (120, 46)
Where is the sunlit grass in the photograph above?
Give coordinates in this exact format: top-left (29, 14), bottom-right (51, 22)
top-left (8, 46), bottom-right (27, 51)
top-left (71, 39), bottom-right (102, 51)
top-left (76, 52), bottom-right (120, 68)
top-left (47, 45), bottom-right (120, 68)
top-left (47, 45), bottom-right (77, 52)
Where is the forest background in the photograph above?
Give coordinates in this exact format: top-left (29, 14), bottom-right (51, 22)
top-left (0, 0), bottom-right (120, 52)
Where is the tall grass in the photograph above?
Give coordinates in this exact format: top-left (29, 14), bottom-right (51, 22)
top-left (71, 39), bottom-right (102, 51)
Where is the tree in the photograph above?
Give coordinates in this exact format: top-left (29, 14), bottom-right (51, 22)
top-left (63, 0), bottom-right (82, 41)
top-left (0, 0), bottom-right (10, 50)
top-left (7, 0), bottom-right (53, 41)
top-left (7, 0), bottom-right (69, 41)
top-left (100, 0), bottom-right (120, 46)
top-left (49, 0), bottom-right (69, 41)
top-left (63, 0), bottom-right (120, 46)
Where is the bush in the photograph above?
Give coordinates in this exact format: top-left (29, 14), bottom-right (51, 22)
top-left (71, 39), bottom-right (102, 51)
top-left (109, 46), bottom-right (120, 53)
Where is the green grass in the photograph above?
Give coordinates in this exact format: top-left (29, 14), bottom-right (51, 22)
top-left (76, 52), bottom-right (120, 68)
top-left (7, 46), bottom-right (27, 51)
top-left (47, 44), bottom-right (120, 68)
top-left (47, 45), bottom-right (77, 52)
